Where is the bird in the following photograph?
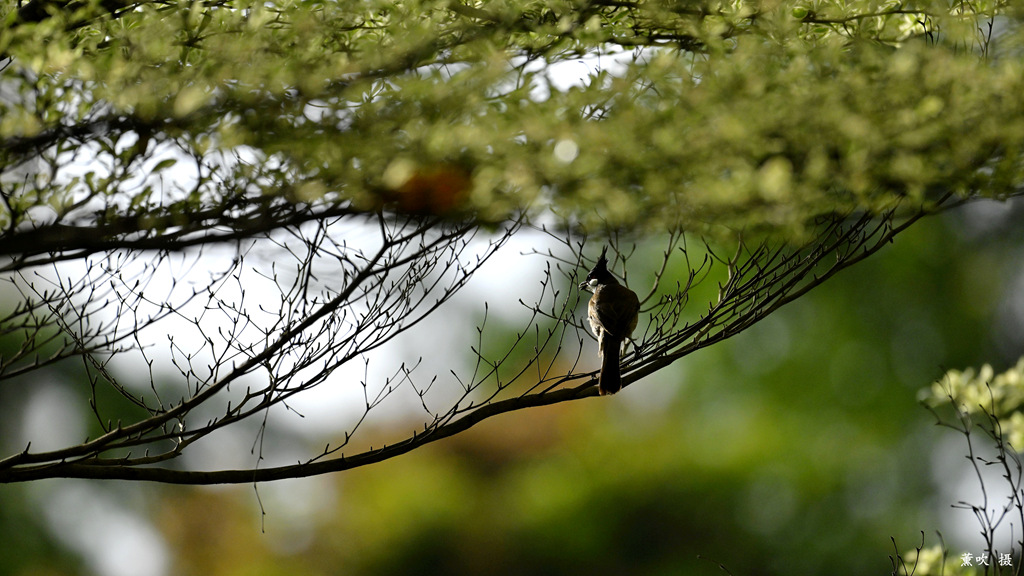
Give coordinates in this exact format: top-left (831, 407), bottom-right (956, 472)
top-left (579, 247), bottom-right (640, 395)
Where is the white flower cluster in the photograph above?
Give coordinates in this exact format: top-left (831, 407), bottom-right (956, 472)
top-left (922, 357), bottom-right (1024, 450)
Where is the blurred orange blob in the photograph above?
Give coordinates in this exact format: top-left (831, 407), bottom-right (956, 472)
top-left (390, 164), bottom-right (472, 216)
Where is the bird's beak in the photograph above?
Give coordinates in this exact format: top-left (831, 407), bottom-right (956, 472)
top-left (578, 281), bottom-right (589, 291)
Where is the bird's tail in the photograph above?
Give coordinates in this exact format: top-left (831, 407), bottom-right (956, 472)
top-left (599, 336), bottom-right (622, 395)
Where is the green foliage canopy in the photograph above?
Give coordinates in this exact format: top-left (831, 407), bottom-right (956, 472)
top-left (1, 0), bottom-right (1022, 245)
top-left (2, 0), bottom-right (1024, 486)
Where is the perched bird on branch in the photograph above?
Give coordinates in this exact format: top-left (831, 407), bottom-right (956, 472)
top-left (579, 247), bottom-right (640, 395)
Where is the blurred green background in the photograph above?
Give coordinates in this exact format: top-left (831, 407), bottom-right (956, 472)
top-left (3, 201), bottom-right (1023, 576)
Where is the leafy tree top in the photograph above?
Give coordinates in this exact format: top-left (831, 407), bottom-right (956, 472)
top-left (1, 0), bottom-right (1022, 248)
